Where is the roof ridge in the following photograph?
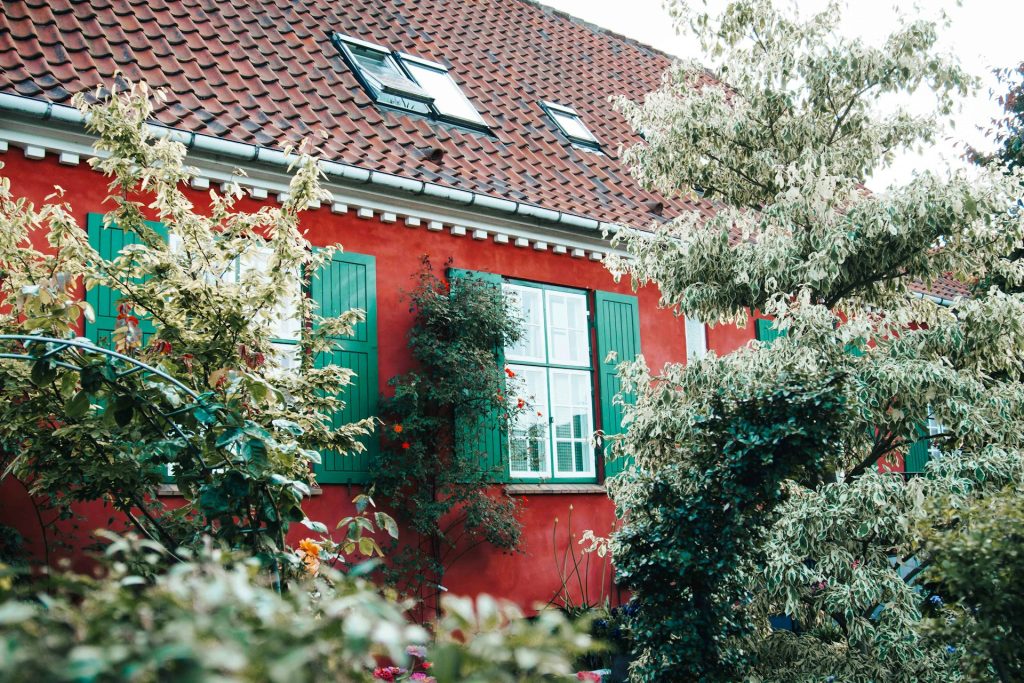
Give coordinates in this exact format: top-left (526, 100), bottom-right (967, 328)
top-left (521, 0), bottom-right (682, 62)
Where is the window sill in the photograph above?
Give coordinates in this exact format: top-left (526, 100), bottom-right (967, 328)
top-left (156, 484), bottom-right (324, 497)
top-left (504, 483), bottom-right (606, 495)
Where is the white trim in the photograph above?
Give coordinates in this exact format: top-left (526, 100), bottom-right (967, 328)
top-left (0, 118), bottom-right (630, 257)
top-left (396, 51), bottom-right (447, 70)
top-left (543, 101), bottom-right (579, 115)
top-left (335, 33), bottom-right (391, 54)
top-left (404, 216), bottom-right (421, 228)
top-left (357, 207), bottom-right (374, 219)
top-left (58, 151), bottom-right (79, 166)
top-left (24, 145), bottom-right (44, 159)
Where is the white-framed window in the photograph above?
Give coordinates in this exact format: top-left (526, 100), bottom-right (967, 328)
top-left (332, 33), bottom-right (487, 128)
top-left (685, 316), bottom-right (707, 361)
top-left (504, 282), bottom-right (596, 480)
top-left (236, 246), bottom-right (302, 372)
top-left (542, 101), bottom-right (601, 151)
top-left (169, 234), bottom-right (301, 371)
top-left (926, 409), bottom-right (944, 460)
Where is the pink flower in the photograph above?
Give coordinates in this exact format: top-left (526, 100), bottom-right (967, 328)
top-left (373, 666), bottom-right (404, 681)
top-left (577, 672), bottom-right (603, 682)
top-left (406, 645), bottom-right (428, 658)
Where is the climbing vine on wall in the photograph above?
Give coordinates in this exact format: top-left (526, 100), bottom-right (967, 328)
top-left (371, 257), bottom-right (525, 619)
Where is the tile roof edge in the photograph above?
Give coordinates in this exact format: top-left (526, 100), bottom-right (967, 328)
top-left (524, 0), bottom-right (682, 62)
top-left (0, 91), bottom-right (628, 236)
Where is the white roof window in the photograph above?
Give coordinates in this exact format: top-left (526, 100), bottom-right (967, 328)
top-left (543, 101), bottom-right (601, 151)
top-left (332, 33), bottom-right (487, 130)
top-left (400, 53), bottom-right (487, 126)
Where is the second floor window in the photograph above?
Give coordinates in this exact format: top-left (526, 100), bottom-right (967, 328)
top-left (503, 282), bottom-right (595, 480)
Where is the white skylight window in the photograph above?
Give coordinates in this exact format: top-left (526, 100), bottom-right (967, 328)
top-left (543, 101), bottom-right (600, 150)
top-left (400, 54), bottom-right (487, 126)
top-left (332, 33), bottom-right (487, 129)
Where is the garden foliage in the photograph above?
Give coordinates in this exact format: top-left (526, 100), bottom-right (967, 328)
top-left (0, 533), bottom-right (593, 683)
top-left (606, 1), bottom-right (1024, 680)
top-left (0, 81), bottom-right (369, 571)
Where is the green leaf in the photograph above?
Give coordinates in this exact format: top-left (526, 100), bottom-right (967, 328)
top-left (65, 390), bottom-right (91, 419)
top-left (30, 359), bottom-right (57, 387)
top-left (113, 394), bottom-right (135, 427)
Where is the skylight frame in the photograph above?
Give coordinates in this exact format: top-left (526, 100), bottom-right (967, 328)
top-left (331, 32), bottom-right (490, 133)
top-left (397, 52), bottom-right (488, 128)
top-left (541, 101), bottom-right (602, 152)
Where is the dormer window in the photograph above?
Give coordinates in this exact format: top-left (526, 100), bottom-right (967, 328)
top-left (332, 33), bottom-right (487, 130)
top-left (542, 101), bottom-right (600, 151)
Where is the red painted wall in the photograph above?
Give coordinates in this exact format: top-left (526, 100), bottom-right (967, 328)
top-left (0, 151), bottom-right (756, 607)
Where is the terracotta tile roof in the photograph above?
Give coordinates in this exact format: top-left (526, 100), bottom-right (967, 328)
top-left (0, 0), bottom-right (970, 302)
top-left (0, 0), bottom-right (716, 229)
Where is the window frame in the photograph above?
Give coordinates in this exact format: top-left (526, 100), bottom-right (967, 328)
top-left (685, 316), bottom-right (708, 362)
top-left (503, 278), bottom-right (598, 483)
top-left (541, 101), bottom-right (602, 152)
top-left (332, 32), bottom-right (490, 133)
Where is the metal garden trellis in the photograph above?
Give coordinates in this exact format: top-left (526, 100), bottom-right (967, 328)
top-left (0, 333), bottom-right (214, 472)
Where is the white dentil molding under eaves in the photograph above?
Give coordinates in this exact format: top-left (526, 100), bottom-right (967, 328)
top-left (0, 116), bottom-right (633, 261)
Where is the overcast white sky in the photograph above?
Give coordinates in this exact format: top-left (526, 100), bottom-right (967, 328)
top-left (542, 0), bottom-right (1024, 190)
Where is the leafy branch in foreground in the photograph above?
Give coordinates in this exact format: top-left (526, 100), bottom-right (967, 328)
top-left (0, 79), bottom-right (371, 572)
top-left (606, 1), bottom-right (1024, 681)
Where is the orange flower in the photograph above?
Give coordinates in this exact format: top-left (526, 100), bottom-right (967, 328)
top-left (516, 398), bottom-right (526, 409)
top-left (537, 411), bottom-right (543, 417)
top-left (297, 538), bottom-right (322, 575)
top-left (504, 367), bottom-right (516, 378)
top-left (393, 424), bottom-right (403, 434)
top-left (402, 441), bottom-right (411, 449)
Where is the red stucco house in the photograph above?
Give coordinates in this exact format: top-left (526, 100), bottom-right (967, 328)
top-left (0, 0), bottom-right (964, 606)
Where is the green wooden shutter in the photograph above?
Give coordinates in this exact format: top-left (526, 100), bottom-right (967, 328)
top-left (595, 291), bottom-right (642, 478)
top-left (448, 268), bottom-right (509, 482)
top-left (905, 423), bottom-right (931, 475)
top-left (756, 318), bottom-right (787, 344)
top-left (310, 251), bottom-right (378, 484)
top-left (85, 213), bottom-right (167, 347)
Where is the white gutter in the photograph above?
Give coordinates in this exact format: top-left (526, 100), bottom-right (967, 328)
top-left (0, 92), bottom-right (624, 237)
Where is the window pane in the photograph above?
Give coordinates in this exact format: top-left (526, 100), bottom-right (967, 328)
top-left (404, 61), bottom-right (485, 125)
top-left (504, 285), bottom-right (545, 362)
top-left (550, 109), bottom-right (597, 142)
top-left (685, 316), bottom-right (707, 361)
top-left (345, 42), bottom-right (433, 113)
top-left (271, 341), bottom-right (300, 374)
top-left (239, 245), bottom-right (301, 342)
top-left (508, 365), bottom-right (549, 477)
top-left (549, 369), bottom-right (594, 477)
top-left (546, 290), bottom-right (589, 367)
top-left (349, 44), bottom-right (406, 84)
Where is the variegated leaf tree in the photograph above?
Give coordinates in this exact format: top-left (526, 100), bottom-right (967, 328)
top-left (0, 81), bottom-right (372, 571)
top-left (605, 1), bottom-right (1024, 681)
